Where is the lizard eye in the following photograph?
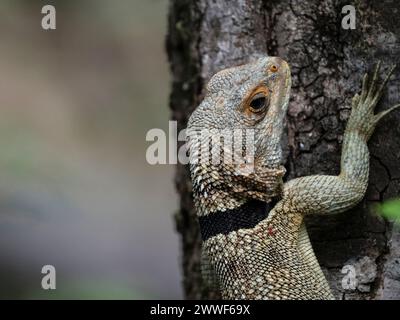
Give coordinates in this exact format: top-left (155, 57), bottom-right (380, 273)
top-left (249, 93), bottom-right (268, 113)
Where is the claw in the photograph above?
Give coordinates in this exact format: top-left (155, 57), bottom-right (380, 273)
top-left (360, 73), bottom-right (369, 102)
top-left (374, 103), bottom-right (400, 123)
top-left (352, 93), bottom-right (360, 108)
top-left (350, 63), bottom-right (399, 139)
top-left (367, 61), bottom-right (381, 101)
top-left (372, 64), bottom-right (396, 107)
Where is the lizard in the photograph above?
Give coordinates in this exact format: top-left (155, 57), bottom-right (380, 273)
top-left (186, 56), bottom-right (400, 299)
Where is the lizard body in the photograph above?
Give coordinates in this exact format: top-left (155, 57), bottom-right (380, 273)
top-left (187, 57), bottom-right (399, 299)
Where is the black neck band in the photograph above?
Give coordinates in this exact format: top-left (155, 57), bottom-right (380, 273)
top-left (198, 199), bottom-right (274, 241)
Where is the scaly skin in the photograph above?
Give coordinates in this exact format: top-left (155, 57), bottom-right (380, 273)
top-left (187, 57), bottom-right (400, 299)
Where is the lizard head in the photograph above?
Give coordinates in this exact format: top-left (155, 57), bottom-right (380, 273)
top-left (187, 57), bottom-right (291, 215)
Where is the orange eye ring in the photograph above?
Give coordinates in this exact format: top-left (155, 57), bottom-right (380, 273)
top-left (243, 86), bottom-right (270, 114)
top-left (270, 64), bottom-right (278, 73)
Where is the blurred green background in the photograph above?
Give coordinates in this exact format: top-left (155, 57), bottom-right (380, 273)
top-left (0, 0), bottom-right (181, 299)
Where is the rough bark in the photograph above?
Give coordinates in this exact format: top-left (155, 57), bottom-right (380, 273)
top-left (167, 0), bottom-right (400, 299)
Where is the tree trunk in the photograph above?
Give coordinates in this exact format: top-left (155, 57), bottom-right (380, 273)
top-left (167, 0), bottom-right (400, 300)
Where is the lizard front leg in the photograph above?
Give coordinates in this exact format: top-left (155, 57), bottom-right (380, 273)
top-left (281, 62), bottom-right (400, 216)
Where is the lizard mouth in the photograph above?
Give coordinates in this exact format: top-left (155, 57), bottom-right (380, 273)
top-left (256, 165), bottom-right (286, 180)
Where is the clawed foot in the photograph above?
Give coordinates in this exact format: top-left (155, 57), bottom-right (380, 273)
top-left (348, 62), bottom-right (400, 139)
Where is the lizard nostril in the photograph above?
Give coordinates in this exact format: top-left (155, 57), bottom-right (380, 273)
top-left (270, 65), bottom-right (279, 73)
